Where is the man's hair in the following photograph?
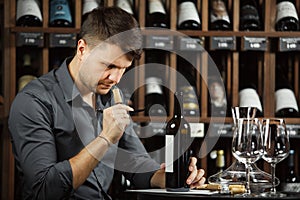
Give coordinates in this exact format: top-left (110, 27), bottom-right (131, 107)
top-left (79, 6), bottom-right (143, 60)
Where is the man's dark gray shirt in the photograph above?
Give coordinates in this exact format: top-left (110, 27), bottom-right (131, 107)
top-left (8, 57), bottom-right (160, 200)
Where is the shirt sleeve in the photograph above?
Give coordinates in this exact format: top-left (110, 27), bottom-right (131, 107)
top-left (115, 122), bottom-right (161, 189)
top-left (8, 92), bottom-right (74, 199)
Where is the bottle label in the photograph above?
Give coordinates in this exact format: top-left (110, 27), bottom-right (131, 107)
top-left (50, 0), bottom-right (72, 23)
top-left (276, 1), bottom-right (299, 23)
top-left (116, 0), bottom-right (134, 15)
top-left (148, 0), bottom-right (166, 14)
top-left (275, 88), bottom-right (299, 112)
top-left (16, 0), bottom-right (43, 21)
top-left (210, 0), bottom-right (230, 23)
top-left (165, 135), bottom-right (174, 173)
top-left (239, 88), bottom-right (263, 112)
top-left (82, 0), bottom-right (99, 16)
top-left (177, 2), bottom-right (200, 26)
top-left (145, 77), bottom-right (163, 95)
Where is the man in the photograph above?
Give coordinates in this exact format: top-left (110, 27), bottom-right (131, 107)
top-left (9, 7), bottom-right (205, 200)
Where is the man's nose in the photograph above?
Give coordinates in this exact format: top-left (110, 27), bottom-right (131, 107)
top-left (108, 68), bottom-right (123, 83)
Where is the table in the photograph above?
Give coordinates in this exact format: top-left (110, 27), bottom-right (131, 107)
top-left (126, 189), bottom-right (300, 200)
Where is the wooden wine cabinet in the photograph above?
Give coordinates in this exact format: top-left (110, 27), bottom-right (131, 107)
top-left (1, 0), bottom-right (300, 199)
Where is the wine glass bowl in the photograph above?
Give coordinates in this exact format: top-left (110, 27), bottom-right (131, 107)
top-left (231, 118), bottom-right (263, 196)
top-left (261, 118), bottom-right (290, 197)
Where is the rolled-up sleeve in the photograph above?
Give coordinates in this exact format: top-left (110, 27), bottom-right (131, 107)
top-left (9, 92), bottom-right (74, 199)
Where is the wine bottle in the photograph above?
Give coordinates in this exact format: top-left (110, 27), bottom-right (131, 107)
top-left (240, 0), bottom-right (262, 31)
top-left (275, 0), bottom-right (299, 31)
top-left (275, 64), bottom-right (299, 117)
top-left (18, 54), bottom-right (37, 91)
top-left (49, 0), bottom-right (73, 27)
top-left (239, 61), bottom-right (263, 116)
top-left (116, 0), bottom-right (134, 16)
top-left (16, 0), bottom-right (43, 27)
top-left (165, 91), bottom-right (193, 192)
top-left (216, 150), bottom-right (225, 173)
top-left (208, 77), bottom-right (227, 117)
top-left (177, 0), bottom-right (201, 30)
top-left (82, 0), bottom-right (100, 22)
top-left (177, 56), bottom-right (199, 116)
top-left (209, 0), bottom-right (231, 30)
top-left (145, 77), bottom-right (167, 116)
top-left (286, 150), bottom-right (298, 183)
top-left (147, 0), bottom-right (169, 28)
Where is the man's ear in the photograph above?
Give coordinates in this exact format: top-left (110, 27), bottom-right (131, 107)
top-left (77, 39), bottom-right (88, 60)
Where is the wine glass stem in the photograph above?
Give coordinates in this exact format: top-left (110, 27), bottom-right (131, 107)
top-left (245, 163), bottom-right (251, 194)
top-left (270, 163), bottom-right (277, 194)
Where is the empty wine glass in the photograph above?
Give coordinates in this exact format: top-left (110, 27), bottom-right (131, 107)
top-left (232, 118), bottom-right (263, 196)
top-left (261, 118), bottom-right (290, 197)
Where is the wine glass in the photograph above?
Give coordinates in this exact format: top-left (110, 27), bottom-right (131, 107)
top-left (232, 118), bottom-right (263, 196)
top-left (261, 118), bottom-right (290, 197)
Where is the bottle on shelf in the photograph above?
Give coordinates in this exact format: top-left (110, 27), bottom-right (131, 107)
top-left (208, 76), bottom-right (227, 117)
top-left (82, 0), bottom-right (100, 22)
top-left (177, 0), bottom-right (201, 30)
top-left (282, 150), bottom-right (300, 192)
top-left (216, 150), bottom-right (225, 173)
top-left (144, 77), bottom-right (167, 116)
top-left (208, 52), bottom-right (228, 117)
top-left (209, 0), bottom-right (231, 30)
top-left (239, 0), bottom-right (262, 31)
top-left (18, 54), bottom-right (37, 92)
top-left (275, 64), bottom-right (299, 117)
top-left (177, 55), bottom-right (199, 116)
top-left (49, 0), bottom-right (73, 27)
top-left (16, 0), bottom-right (43, 27)
top-left (239, 60), bottom-right (263, 116)
top-left (147, 0), bottom-right (169, 28)
top-left (116, 0), bottom-right (134, 16)
top-left (275, 0), bottom-right (299, 31)
top-left (165, 91), bottom-right (193, 192)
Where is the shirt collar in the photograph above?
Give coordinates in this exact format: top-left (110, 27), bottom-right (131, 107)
top-left (55, 57), bottom-right (80, 102)
top-left (54, 57), bottom-right (113, 106)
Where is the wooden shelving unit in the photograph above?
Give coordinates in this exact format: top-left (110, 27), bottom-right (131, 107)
top-left (1, 0), bottom-right (300, 199)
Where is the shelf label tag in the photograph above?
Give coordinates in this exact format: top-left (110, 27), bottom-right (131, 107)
top-left (49, 33), bottom-right (76, 48)
top-left (242, 37), bottom-right (268, 51)
top-left (190, 123), bottom-right (204, 137)
top-left (210, 36), bottom-right (236, 50)
top-left (16, 32), bottom-right (44, 47)
top-left (178, 37), bottom-right (204, 51)
top-left (146, 35), bottom-right (174, 50)
top-left (279, 37), bottom-right (300, 51)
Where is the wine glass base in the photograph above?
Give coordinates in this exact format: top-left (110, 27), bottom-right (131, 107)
top-left (261, 191), bottom-right (287, 198)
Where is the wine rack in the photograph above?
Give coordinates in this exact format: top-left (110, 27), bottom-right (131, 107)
top-left (2, 0), bottom-right (300, 199)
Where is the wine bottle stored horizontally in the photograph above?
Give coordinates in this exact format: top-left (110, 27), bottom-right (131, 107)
top-left (208, 77), bottom-right (227, 117)
top-left (16, 0), bottom-right (43, 27)
top-left (275, 64), bottom-right (299, 117)
top-left (239, 60), bottom-right (263, 116)
top-left (177, 0), bottom-right (201, 30)
top-left (116, 0), bottom-right (134, 16)
top-left (240, 0), bottom-right (262, 31)
top-left (286, 150), bottom-right (299, 183)
top-left (18, 54), bottom-right (37, 92)
top-left (147, 0), bottom-right (169, 28)
top-left (209, 0), bottom-right (231, 30)
top-left (165, 91), bottom-right (193, 192)
top-left (177, 55), bottom-right (199, 116)
top-left (145, 77), bottom-right (167, 116)
top-left (275, 0), bottom-right (299, 31)
top-left (49, 0), bottom-right (73, 27)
